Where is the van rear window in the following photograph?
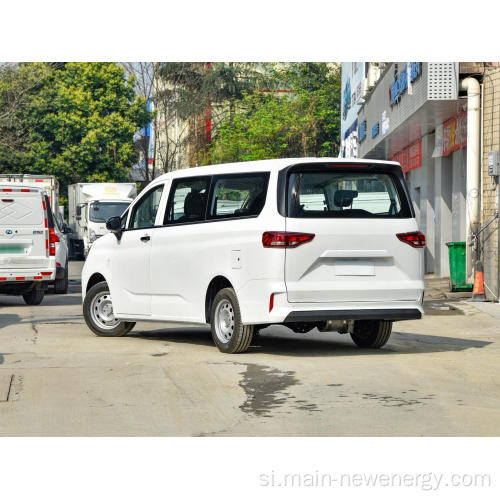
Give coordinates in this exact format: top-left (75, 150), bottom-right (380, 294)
top-left (287, 170), bottom-right (412, 218)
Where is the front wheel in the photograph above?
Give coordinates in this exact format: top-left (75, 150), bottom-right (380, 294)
top-left (210, 288), bottom-right (253, 353)
top-left (83, 281), bottom-right (135, 337)
top-left (350, 320), bottom-right (393, 348)
top-left (23, 285), bottom-right (45, 305)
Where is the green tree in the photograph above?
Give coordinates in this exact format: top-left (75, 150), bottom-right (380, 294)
top-left (210, 63), bottom-right (341, 163)
top-left (0, 62), bottom-right (150, 200)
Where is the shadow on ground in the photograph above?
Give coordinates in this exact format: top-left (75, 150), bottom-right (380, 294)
top-left (128, 326), bottom-right (492, 357)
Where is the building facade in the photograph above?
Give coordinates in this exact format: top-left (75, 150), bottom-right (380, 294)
top-left (342, 62), bottom-right (500, 300)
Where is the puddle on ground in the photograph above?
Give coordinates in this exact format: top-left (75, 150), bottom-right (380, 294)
top-left (230, 362), bottom-right (319, 417)
top-left (424, 300), bottom-right (463, 316)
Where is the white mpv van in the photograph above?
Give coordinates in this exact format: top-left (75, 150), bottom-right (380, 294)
top-left (0, 184), bottom-right (57, 304)
top-left (82, 158), bottom-right (425, 353)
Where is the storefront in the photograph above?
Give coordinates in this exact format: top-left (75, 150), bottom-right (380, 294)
top-left (356, 62), bottom-right (466, 277)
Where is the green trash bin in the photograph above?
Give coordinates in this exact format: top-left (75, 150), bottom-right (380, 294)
top-left (446, 242), bottom-right (473, 292)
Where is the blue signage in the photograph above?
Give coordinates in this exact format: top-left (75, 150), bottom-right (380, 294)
top-left (371, 122), bottom-right (380, 138)
top-left (390, 62), bottom-right (422, 106)
top-left (359, 120), bottom-right (367, 141)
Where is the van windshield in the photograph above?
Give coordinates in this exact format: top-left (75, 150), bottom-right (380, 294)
top-left (89, 201), bottom-right (130, 222)
top-left (287, 170), bottom-right (411, 218)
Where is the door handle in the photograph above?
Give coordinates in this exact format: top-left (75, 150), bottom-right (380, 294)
top-left (140, 235), bottom-right (151, 242)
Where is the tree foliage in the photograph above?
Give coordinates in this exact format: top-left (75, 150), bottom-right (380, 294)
top-left (210, 63), bottom-right (341, 164)
top-left (0, 62), bottom-right (150, 199)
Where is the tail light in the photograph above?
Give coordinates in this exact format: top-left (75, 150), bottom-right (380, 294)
top-left (262, 231), bottom-right (315, 248)
top-left (269, 293), bottom-right (275, 312)
top-left (48, 228), bottom-right (56, 256)
top-left (396, 231), bottom-right (426, 248)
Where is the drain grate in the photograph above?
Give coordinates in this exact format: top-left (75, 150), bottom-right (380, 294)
top-left (0, 374), bottom-right (14, 402)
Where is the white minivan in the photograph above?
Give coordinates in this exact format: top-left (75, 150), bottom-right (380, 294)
top-left (82, 158), bottom-right (425, 353)
top-left (0, 184), bottom-right (57, 304)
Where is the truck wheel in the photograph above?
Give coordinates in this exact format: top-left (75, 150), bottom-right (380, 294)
top-left (210, 288), bottom-right (254, 353)
top-left (350, 320), bottom-right (392, 348)
top-left (23, 285), bottom-right (45, 305)
top-left (83, 281), bottom-right (135, 337)
top-left (54, 264), bottom-right (69, 294)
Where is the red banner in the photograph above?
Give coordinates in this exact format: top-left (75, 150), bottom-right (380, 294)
top-left (442, 112), bottom-right (467, 156)
top-left (392, 139), bottom-right (422, 173)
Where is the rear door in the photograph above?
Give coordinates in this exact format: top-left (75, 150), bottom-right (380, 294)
top-left (0, 187), bottom-right (49, 269)
top-left (283, 164), bottom-right (423, 303)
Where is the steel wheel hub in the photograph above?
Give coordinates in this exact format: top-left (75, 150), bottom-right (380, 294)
top-left (214, 299), bottom-right (235, 343)
top-left (90, 291), bottom-right (119, 330)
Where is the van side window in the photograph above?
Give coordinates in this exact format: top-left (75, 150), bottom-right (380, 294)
top-left (164, 177), bottom-right (210, 224)
top-left (208, 173), bottom-right (269, 219)
top-left (129, 184), bottom-right (164, 229)
top-left (120, 208), bottom-right (129, 229)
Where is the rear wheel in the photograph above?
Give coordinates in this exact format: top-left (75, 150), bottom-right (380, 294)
top-left (54, 264), bottom-right (69, 294)
top-left (23, 285), bottom-right (45, 305)
top-left (350, 320), bottom-right (393, 348)
top-left (83, 281), bottom-right (135, 337)
top-left (211, 288), bottom-right (253, 353)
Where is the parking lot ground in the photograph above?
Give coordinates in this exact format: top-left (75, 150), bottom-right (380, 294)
top-left (0, 262), bottom-right (499, 436)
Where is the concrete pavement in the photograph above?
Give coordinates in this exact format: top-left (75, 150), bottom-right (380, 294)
top-left (0, 261), bottom-right (499, 436)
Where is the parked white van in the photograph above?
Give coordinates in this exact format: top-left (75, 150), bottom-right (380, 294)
top-left (82, 158), bottom-right (425, 353)
top-left (0, 184), bottom-right (57, 304)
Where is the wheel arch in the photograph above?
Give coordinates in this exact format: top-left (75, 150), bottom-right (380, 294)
top-left (205, 275), bottom-right (234, 323)
top-left (86, 272), bottom-right (107, 294)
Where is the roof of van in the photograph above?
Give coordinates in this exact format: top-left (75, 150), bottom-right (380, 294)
top-left (153, 157), bottom-right (401, 182)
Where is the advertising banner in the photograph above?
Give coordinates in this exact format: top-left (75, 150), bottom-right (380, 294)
top-left (392, 139), bottom-right (422, 173)
top-left (442, 112), bottom-right (467, 156)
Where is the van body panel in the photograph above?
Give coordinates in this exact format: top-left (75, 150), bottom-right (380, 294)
top-left (282, 164), bottom-right (424, 305)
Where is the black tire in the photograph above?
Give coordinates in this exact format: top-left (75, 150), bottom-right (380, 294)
top-left (350, 320), bottom-right (393, 348)
top-left (83, 281), bottom-right (135, 337)
top-left (54, 264), bottom-right (69, 294)
top-left (210, 287), bottom-right (253, 353)
top-left (23, 285), bottom-right (45, 305)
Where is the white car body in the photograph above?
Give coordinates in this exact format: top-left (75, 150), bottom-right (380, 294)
top-left (0, 184), bottom-right (57, 301)
top-left (82, 158), bottom-right (424, 331)
top-left (0, 174), bottom-right (69, 291)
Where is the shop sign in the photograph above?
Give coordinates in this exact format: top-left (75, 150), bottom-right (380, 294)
top-left (390, 62), bottom-right (422, 106)
top-left (359, 120), bottom-right (367, 142)
top-left (371, 122), bottom-right (379, 138)
top-left (392, 139), bottom-right (422, 173)
top-left (442, 112), bottom-right (467, 156)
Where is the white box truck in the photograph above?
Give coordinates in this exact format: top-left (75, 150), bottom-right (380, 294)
top-left (68, 183), bottom-right (137, 258)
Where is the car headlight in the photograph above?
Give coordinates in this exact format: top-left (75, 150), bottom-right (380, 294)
top-left (89, 229), bottom-right (97, 243)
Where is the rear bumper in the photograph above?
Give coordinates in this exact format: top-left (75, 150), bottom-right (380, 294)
top-left (0, 268), bottom-right (56, 284)
top-left (237, 279), bottom-right (424, 324)
top-left (284, 308), bottom-right (422, 323)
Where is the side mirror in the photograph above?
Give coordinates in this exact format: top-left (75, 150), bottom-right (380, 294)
top-left (106, 216), bottom-right (122, 240)
top-left (76, 205), bottom-right (82, 216)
